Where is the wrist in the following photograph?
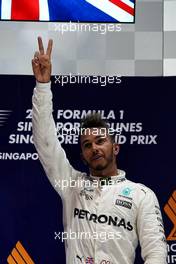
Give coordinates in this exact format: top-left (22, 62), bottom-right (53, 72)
top-left (36, 80), bottom-right (51, 90)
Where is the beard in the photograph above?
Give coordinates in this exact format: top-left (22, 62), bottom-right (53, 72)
top-left (89, 148), bottom-right (114, 171)
top-left (94, 163), bottom-right (108, 171)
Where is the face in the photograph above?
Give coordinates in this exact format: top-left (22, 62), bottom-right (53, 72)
top-left (80, 128), bottom-right (119, 174)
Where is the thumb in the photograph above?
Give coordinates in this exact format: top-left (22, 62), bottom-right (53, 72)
top-left (32, 59), bottom-right (41, 78)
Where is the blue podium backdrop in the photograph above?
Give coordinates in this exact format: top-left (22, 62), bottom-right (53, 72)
top-left (0, 76), bottom-right (175, 263)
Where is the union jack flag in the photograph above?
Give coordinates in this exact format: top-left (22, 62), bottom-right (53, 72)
top-left (0, 0), bottom-right (135, 22)
top-left (86, 257), bottom-right (94, 264)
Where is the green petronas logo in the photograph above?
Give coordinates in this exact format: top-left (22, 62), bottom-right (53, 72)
top-left (122, 187), bottom-right (132, 196)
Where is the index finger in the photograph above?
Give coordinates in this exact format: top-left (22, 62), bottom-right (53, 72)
top-left (46, 39), bottom-right (53, 58)
top-left (38, 36), bottom-right (44, 55)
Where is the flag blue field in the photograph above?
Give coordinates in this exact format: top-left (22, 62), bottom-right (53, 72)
top-left (0, 0), bottom-right (135, 22)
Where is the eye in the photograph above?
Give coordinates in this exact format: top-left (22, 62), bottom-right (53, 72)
top-left (96, 137), bottom-right (106, 144)
top-left (84, 142), bottom-right (92, 149)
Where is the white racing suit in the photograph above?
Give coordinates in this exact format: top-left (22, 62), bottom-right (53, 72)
top-left (32, 82), bottom-right (167, 264)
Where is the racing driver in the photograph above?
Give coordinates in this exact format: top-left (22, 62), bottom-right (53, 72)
top-left (32, 37), bottom-right (167, 264)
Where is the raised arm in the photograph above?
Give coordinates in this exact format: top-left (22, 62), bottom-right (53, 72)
top-left (32, 37), bottom-right (78, 199)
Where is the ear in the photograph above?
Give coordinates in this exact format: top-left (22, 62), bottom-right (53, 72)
top-left (113, 143), bottom-right (120, 156)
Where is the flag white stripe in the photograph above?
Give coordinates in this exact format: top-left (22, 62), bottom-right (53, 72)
top-left (120, 0), bottom-right (134, 8)
top-left (39, 0), bottom-right (49, 21)
top-left (86, 0), bottom-right (133, 22)
top-left (1, 0), bottom-right (12, 19)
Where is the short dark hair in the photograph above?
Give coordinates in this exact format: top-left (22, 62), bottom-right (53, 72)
top-left (80, 113), bottom-right (115, 142)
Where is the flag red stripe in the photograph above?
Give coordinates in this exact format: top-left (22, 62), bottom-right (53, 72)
top-left (11, 0), bottom-right (39, 20)
top-left (109, 0), bottom-right (134, 16)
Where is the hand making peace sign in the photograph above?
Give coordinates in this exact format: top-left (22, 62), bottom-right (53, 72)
top-left (32, 36), bottom-right (53, 83)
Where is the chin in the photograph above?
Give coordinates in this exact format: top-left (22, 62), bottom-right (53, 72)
top-left (93, 163), bottom-right (107, 171)
top-left (94, 165), bottom-right (104, 171)
top-left (89, 159), bottom-right (108, 171)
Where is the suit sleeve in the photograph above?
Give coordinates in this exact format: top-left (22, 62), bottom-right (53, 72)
top-left (137, 189), bottom-right (168, 264)
top-left (32, 81), bottom-right (78, 199)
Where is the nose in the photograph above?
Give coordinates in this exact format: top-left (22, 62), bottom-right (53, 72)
top-left (92, 142), bottom-right (98, 152)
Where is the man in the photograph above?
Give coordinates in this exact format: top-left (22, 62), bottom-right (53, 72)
top-left (32, 37), bottom-right (167, 264)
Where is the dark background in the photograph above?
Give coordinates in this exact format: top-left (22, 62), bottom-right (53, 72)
top-left (0, 76), bottom-right (175, 263)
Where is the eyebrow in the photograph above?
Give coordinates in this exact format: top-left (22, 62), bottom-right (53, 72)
top-left (81, 136), bottom-right (105, 146)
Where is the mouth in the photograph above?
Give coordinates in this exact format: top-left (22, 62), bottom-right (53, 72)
top-left (91, 155), bottom-right (104, 161)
